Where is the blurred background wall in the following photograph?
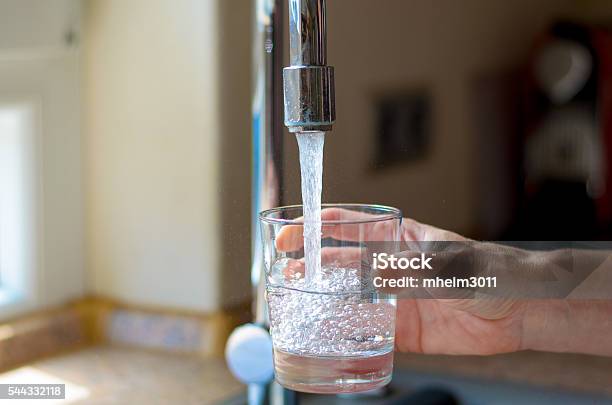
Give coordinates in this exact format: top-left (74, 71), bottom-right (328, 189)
top-left (83, 0), bottom-right (224, 312)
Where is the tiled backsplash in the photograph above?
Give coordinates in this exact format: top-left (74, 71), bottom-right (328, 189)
top-left (0, 298), bottom-right (250, 372)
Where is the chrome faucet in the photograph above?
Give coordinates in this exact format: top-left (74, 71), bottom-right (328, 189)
top-left (284, 0), bottom-right (335, 133)
top-left (226, 1), bottom-right (334, 404)
top-left (252, 0), bottom-right (335, 323)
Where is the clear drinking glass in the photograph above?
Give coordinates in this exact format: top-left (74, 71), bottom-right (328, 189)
top-left (260, 204), bottom-right (402, 394)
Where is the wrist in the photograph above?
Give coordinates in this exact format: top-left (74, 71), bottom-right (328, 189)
top-left (520, 249), bottom-right (612, 355)
top-left (520, 300), bottom-right (572, 353)
top-left (521, 299), bottom-right (612, 356)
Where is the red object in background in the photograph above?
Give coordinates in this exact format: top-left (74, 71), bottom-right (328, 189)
top-left (593, 28), bottom-right (612, 225)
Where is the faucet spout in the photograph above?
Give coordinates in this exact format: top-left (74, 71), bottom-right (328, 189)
top-left (288, 0), bottom-right (327, 66)
top-left (284, 0), bottom-right (335, 133)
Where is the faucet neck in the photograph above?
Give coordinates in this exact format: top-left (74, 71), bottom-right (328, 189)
top-left (288, 0), bottom-right (327, 66)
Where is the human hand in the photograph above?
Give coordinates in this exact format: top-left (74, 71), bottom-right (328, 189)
top-left (275, 208), bottom-right (612, 357)
top-left (275, 208), bottom-right (526, 355)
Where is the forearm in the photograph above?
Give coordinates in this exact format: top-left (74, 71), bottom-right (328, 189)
top-left (521, 299), bottom-right (612, 356)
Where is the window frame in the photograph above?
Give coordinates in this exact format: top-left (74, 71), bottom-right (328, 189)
top-left (0, 96), bottom-right (42, 319)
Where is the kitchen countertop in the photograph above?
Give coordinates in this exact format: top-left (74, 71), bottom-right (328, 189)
top-left (1, 345), bottom-right (610, 404)
top-left (0, 345), bottom-right (244, 405)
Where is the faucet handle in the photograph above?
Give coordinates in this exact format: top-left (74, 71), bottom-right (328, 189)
top-left (225, 323), bottom-right (274, 384)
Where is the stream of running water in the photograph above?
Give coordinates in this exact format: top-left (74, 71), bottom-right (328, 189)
top-left (296, 131), bottom-right (325, 285)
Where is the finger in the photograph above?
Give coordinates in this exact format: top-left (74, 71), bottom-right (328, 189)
top-left (275, 224), bottom-right (304, 252)
top-left (320, 208), bottom-right (393, 242)
top-left (282, 258), bottom-right (305, 279)
top-left (276, 208), bottom-right (370, 251)
top-left (276, 208), bottom-right (397, 252)
top-left (281, 247), bottom-right (363, 267)
top-left (402, 217), bottom-right (468, 242)
top-left (271, 248), bottom-right (363, 284)
top-left (320, 246), bottom-right (362, 267)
